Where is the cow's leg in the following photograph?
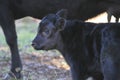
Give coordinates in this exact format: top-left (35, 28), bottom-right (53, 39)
top-left (0, 6), bottom-right (22, 79)
top-left (115, 18), bottom-right (119, 23)
top-left (107, 11), bottom-right (112, 23)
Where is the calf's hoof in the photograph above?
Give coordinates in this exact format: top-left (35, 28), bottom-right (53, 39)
top-left (3, 72), bottom-right (23, 80)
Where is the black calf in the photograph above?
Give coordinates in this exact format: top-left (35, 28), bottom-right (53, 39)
top-left (32, 9), bottom-right (120, 80)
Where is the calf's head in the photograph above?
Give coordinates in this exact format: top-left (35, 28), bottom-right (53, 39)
top-left (32, 9), bottom-right (67, 50)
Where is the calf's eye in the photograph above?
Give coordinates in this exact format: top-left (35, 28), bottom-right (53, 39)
top-left (42, 30), bottom-right (49, 37)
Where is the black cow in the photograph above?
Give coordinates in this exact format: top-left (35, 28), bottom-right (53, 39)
top-left (0, 0), bottom-right (120, 79)
top-left (32, 9), bottom-right (120, 80)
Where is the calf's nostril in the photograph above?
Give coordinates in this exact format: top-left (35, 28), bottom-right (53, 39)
top-left (31, 42), bottom-right (36, 47)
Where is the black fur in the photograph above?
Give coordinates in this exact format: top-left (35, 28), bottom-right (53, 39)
top-left (32, 10), bottom-right (120, 80)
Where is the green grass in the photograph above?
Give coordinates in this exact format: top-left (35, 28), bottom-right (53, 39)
top-left (17, 17), bottom-right (41, 54)
top-left (0, 17), bottom-right (40, 54)
top-left (0, 28), bottom-right (6, 46)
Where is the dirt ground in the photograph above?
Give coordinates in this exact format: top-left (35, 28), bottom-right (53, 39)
top-left (0, 51), bottom-right (71, 80)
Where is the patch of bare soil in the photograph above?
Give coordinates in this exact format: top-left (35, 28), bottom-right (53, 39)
top-left (0, 51), bottom-right (72, 80)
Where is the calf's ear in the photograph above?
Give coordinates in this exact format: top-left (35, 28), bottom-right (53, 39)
top-left (55, 18), bottom-right (66, 30)
top-left (56, 9), bottom-right (68, 18)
